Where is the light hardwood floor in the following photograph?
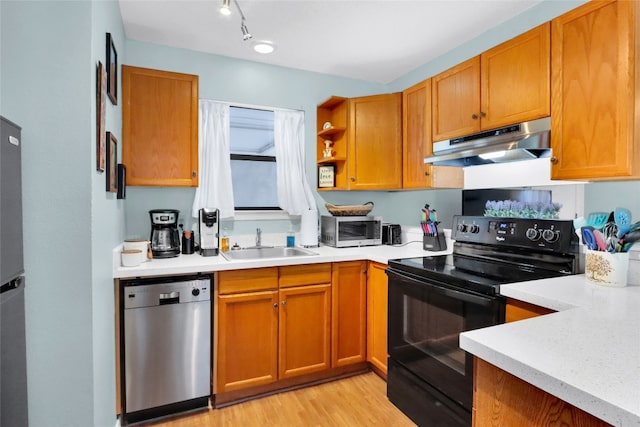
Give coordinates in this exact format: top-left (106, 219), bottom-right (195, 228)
top-left (138, 372), bottom-right (416, 427)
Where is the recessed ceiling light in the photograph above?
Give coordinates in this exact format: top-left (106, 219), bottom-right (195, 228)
top-left (253, 41), bottom-right (275, 54)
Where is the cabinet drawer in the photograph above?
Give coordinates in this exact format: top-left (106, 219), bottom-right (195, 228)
top-left (279, 263), bottom-right (332, 288)
top-left (218, 268), bottom-right (278, 294)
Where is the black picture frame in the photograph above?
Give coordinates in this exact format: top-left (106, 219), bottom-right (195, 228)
top-left (318, 164), bottom-right (336, 188)
top-left (106, 132), bottom-right (118, 193)
top-left (106, 33), bottom-right (118, 105)
top-left (96, 61), bottom-right (107, 171)
top-left (117, 164), bottom-right (126, 199)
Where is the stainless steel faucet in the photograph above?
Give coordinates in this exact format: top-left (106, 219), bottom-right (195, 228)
top-left (256, 228), bottom-right (262, 247)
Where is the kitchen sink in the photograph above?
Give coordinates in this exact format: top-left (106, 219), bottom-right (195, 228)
top-left (221, 246), bottom-right (319, 261)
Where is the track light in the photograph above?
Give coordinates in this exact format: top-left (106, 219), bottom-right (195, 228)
top-left (219, 0), bottom-right (231, 16)
top-left (240, 20), bottom-right (252, 41)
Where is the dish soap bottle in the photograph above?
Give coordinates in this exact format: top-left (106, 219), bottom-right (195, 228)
top-left (286, 229), bottom-right (295, 248)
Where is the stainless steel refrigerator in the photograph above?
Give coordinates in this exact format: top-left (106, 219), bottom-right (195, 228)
top-left (1, 116), bottom-right (29, 426)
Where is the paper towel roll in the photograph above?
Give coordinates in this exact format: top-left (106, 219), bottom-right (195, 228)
top-left (300, 209), bottom-right (318, 247)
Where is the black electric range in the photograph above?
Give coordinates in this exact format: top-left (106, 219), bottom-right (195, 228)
top-left (386, 215), bottom-right (583, 427)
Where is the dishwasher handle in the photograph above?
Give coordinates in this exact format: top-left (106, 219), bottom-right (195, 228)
top-left (159, 291), bottom-right (180, 305)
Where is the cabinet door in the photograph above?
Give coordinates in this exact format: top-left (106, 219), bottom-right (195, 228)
top-left (216, 290), bottom-right (278, 393)
top-left (331, 261), bottom-right (367, 367)
top-left (348, 93), bottom-right (402, 190)
top-left (551, 0), bottom-right (640, 180)
top-left (366, 262), bottom-right (388, 376)
top-left (122, 66), bottom-right (199, 186)
top-left (432, 56), bottom-right (481, 141)
top-left (278, 284), bottom-right (331, 379)
top-left (403, 80), bottom-right (433, 188)
top-left (481, 23), bottom-right (550, 129)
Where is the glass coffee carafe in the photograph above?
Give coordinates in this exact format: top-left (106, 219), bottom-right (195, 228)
top-left (149, 209), bottom-right (180, 258)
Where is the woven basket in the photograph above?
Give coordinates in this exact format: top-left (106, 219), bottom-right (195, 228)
top-left (325, 201), bottom-right (374, 216)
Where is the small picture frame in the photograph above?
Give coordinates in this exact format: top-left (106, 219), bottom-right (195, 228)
top-left (96, 61), bottom-right (107, 171)
top-left (106, 132), bottom-right (118, 193)
top-left (117, 164), bottom-right (126, 199)
top-left (318, 165), bottom-right (336, 188)
top-left (106, 33), bottom-right (118, 105)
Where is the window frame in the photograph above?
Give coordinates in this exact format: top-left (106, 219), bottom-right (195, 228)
top-left (228, 104), bottom-right (283, 214)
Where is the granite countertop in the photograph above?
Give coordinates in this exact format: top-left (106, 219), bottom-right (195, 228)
top-left (460, 275), bottom-right (640, 426)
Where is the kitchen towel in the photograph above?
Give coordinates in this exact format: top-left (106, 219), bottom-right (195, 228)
top-left (299, 209), bottom-right (318, 247)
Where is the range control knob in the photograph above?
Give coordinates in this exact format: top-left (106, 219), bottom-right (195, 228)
top-left (468, 224), bottom-right (480, 234)
top-left (542, 229), bottom-right (559, 243)
top-left (192, 288), bottom-right (200, 297)
top-left (525, 228), bottom-right (540, 241)
top-left (457, 224), bottom-right (467, 233)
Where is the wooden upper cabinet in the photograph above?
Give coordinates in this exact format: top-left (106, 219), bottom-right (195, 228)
top-left (551, 0), bottom-right (640, 180)
top-left (403, 80), bottom-right (463, 189)
top-left (122, 66), bottom-right (199, 187)
top-left (481, 23), bottom-right (550, 129)
top-left (432, 56), bottom-right (481, 141)
top-left (432, 23), bottom-right (550, 142)
top-left (403, 80), bottom-right (432, 188)
top-left (348, 93), bottom-right (402, 190)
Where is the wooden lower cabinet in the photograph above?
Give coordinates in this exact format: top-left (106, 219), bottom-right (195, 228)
top-left (366, 262), bottom-right (388, 376)
top-left (331, 261), bottom-right (367, 367)
top-left (279, 283), bottom-right (331, 379)
top-left (505, 298), bottom-right (555, 323)
top-left (216, 290), bottom-right (279, 393)
top-left (473, 358), bottom-right (610, 426)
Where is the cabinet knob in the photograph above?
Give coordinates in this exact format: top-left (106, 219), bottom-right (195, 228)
top-left (350, 177), bottom-right (355, 182)
top-left (273, 303), bottom-right (279, 308)
top-left (192, 171), bottom-right (197, 178)
top-left (550, 156), bottom-right (559, 164)
top-left (480, 111), bottom-right (486, 118)
top-left (471, 114), bottom-right (479, 120)
top-left (424, 171), bottom-right (430, 176)
top-left (281, 300), bottom-right (286, 306)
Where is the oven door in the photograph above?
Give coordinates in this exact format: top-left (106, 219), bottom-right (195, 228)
top-left (387, 267), bottom-right (504, 409)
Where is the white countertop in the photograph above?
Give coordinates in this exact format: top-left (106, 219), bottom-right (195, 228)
top-left (112, 240), bottom-right (450, 279)
top-left (460, 275), bottom-right (640, 426)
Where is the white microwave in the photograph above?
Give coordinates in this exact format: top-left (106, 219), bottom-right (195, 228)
top-left (320, 216), bottom-right (382, 247)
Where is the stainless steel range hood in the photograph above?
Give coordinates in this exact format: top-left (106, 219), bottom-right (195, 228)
top-left (424, 117), bottom-right (550, 167)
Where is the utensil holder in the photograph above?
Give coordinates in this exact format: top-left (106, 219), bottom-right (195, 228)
top-left (585, 249), bottom-right (629, 287)
top-left (423, 224), bottom-right (447, 252)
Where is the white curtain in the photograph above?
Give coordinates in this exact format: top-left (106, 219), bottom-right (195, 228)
top-left (274, 110), bottom-right (316, 215)
top-left (191, 100), bottom-right (235, 219)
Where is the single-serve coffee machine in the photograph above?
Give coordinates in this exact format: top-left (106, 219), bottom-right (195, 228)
top-left (198, 208), bottom-right (219, 256)
top-left (149, 209), bottom-right (181, 258)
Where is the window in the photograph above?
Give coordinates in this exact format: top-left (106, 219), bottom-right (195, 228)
top-left (229, 106), bottom-right (280, 210)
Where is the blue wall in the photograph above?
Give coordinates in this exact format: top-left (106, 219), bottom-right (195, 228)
top-left (1, 0), bottom-right (123, 426)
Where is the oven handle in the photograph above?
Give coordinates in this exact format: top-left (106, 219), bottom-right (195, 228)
top-left (388, 269), bottom-right (499, 307)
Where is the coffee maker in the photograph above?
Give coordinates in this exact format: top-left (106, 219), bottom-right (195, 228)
top-left (198, 208), bottom-right (219, 256)
top-left (149, 209), bottom-right (181, 258)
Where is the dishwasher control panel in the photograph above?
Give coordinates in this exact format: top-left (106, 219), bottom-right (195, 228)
top-left (123, 276), bottom-right (211, 309)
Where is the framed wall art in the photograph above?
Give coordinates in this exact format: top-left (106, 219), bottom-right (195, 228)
top-left (106, 32), bottom-right (118, 105)
top-left (106, 132), bottom-right (118, 193)
top-left (117, 164), bottom-right (126, 199)
top-left (96, 61), bottom-right (107, 172)
top-left (318, 164), bottom-right (336, 188)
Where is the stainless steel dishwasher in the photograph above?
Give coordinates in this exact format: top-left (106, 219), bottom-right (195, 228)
top-left (121, 275), bottom-right (211, 424)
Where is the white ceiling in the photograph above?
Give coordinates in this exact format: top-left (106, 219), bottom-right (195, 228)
top-left (118, 0), bottom-right (543, 84)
